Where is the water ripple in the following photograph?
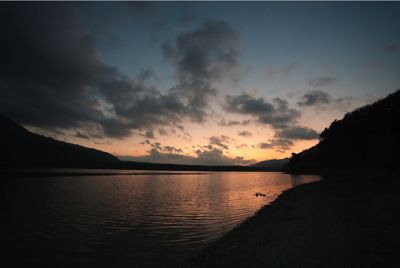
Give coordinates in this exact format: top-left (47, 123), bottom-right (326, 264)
top-left (2, 171), bottom-right (320, 266)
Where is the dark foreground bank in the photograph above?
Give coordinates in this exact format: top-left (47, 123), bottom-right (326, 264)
top-left (187, 173), bottom-right (400, 267)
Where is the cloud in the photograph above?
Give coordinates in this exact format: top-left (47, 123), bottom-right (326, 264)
top-left (276, 126), bottom-right (319, 140)
top-left (266, 63), bottom-right (297, 78)
top-left (75, 131), bottom-right (90, 139)
top-left (0, 5), bottom-right (241, 139)
top-left (209, 135), bottom-right (231, 150)
top-left (181, 132), bottom-right (192, 142)
top-left (140, 139), bottom-right (151, 145)
top-left (120, 146), bottom-right (255, 166)
top-left (297, 90), bottom-right (355, 111)
top-left (194, 148), bottom-right (255, 165)
top-left (259, 143), bottom-right (273, 149)
top-left (333, 96), bottom-right (355, 111)
top-left (158, 128), bottom-right (168, 136)
top-left (0, 5), bottom-right (108, 129)
top-left (74, 126), bottom-right (104, 140)
top-left (258, 125), bottom-right (318, 153)
top-left (224, 93), bottom-right (300, 129)
top-left (268, 138), bottom-right (294, 152)
top-left (224, 93), bottom-right (319, 152)
top-left (308, 76), bottom-right (336, 88)
top-left (259, 138), bottom-right (294, 152)
top-left (297, 90), bottom-right (331, 106)
top-left (163, 146), bottom-right (183, 154)
top-left (144, 129), bottom-right (155, 139)
top-left (218, 119), bottom-right (251, 126)
top-left (385, 42), bottom-right (400, 53)
top-left (120, 149), bottom-right (194, 164)
top-left (236, 143), bottom-right (248, 149)
top-left (237, 130), bottom-right (253, 137)
top-left (162, 19), bottom-right (241, 122)
top-left (0, 5), bottom-right (168, 137)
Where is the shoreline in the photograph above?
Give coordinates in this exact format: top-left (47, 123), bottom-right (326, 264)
top-left (187, 173), bottom-right (400, 267)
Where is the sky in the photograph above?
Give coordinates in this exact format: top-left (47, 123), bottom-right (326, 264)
top-left (0, 2), bottom-right (399, 165)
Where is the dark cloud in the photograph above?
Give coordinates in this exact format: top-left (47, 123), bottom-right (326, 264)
top-left (139, 140), bottom-right (184, 154)
top-left (259, 138), bottom-right (294, 152)
top-left (143, 129), bottom-right (155, 139)
top-left (276, 126), bottom-right (319, 140)
top-left (194, 148), bottom-right (255, 166)
top-left (140, 139), bottom-right (151, 145)
top-left (176, 125), bottom-right (185, 132)
top-left (0, 4), bottom-right (107, 129)
top-left (100, 118), bottom-right (133, 138)
top-left (333, 96), bottom-right (355, 111)
top-left (136, 68), bottom-right (159, 84)
top-left (163, 146), bottom-right (183, 154)
top-left (237, 130), bottom-right (253, 137)
top-left (162, 19), bottom-right (241, 121)
top-left (308, 76), bottom-right (336, 87)
top-left (266, 63), bottom-right (297, 78)
top-left (209, 135), bottom-right (231, 150)
top-left (236, 144), bottom-right (248, 149)
top-left (297, 90), bottom-right (355, 111)
top-left (75, 131), bottom-right (90, 139)
top-left (0, 5), bottom-right (241, 139)
top-left (259, 143), bottom-right (273, 149)
top-left (74, 127), bottom-right (103, 140)
top-left (218, 119), bottom-right (251, 127)
top-left (385, 42), bottom-right (400, 53)
top-left (158, 128), bottom-right (168, 136)
top-left (79, 2), bottom-right (199, 46)
top-left (225, 93), bottom-right (319, 152)
top-left (269, 138), bottom-right (294, 152)
top-left (120, 149), bottom-right (193, 164)
top-left (120, 146), bottom-right (255, 166)
top-left (224, 93), bottom-right (300, 129)
top-left (125, 2), bottom-right (201, 43)
top-left (258, 125), bottom-right (318, 153)
top-left (297, 90), bottom-right (331, 106)
top-left (181, 132), bottom-right (192, 142)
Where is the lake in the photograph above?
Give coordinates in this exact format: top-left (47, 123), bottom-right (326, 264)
top-left (2, 170), bottom-right (320, 267)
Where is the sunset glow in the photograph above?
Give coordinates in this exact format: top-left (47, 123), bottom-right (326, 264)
top-left (2, 2), bottom-right (399, 165)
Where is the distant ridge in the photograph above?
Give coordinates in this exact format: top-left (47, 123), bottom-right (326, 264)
top-left (253, 158), bottom-right (289, 171)
top-left (0, 115), bottom-right (120, 168)
top-left (288, 90), bottom-right (400, 173)
top-left (0, 115), bottom-right (267, 171)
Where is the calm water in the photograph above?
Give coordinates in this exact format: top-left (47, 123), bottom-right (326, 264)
top-left (2, 171), bottom-right (320, 267)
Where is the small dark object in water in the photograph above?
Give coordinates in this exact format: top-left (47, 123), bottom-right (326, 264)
top-left (254, 192), bottom-right (266, 197)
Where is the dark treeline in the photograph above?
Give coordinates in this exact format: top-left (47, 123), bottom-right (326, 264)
top-left (289, 90), bottom-right (400, 173)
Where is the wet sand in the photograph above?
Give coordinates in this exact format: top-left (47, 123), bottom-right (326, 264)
top-left (187, 173), bottom-right (400, 267)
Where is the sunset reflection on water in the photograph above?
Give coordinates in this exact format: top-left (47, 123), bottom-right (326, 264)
top-left (3, 171), bottom-right (320, 266)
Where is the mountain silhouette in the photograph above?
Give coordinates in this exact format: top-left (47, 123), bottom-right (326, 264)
top-left (0, 115), bottom-right (268, 171)
top-left (289, 90), bottom-right (400, 173)
top-left (0, 115), bottom-right (120, 168)
top-left (253, 158), bottom-right (289, 171)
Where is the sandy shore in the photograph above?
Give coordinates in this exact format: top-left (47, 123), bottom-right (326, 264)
top-left (187, 173), bottom-right (400, 267)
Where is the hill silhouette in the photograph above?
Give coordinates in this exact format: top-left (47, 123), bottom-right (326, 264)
top-left (0, 115), bottom-right (267, 171)
top-left (253, 158), bottom-right (289, 171)
top-left (0, 115), bottom-right (120, 168)
top-left (288, 90), bottom-right (400, 173)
